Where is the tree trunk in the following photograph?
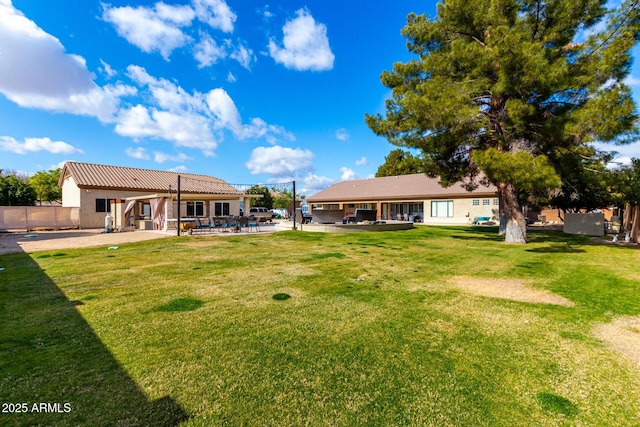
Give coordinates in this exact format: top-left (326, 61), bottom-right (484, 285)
top-left (498, 187), bottom-right (507, 235)
top-left (500, 183), bottom-right (527, 244)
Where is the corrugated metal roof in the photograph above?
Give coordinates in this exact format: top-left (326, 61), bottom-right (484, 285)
top-left (60, 162), bottom-right (243, 195)
top-left (307, 173), bottom-right (498, 202)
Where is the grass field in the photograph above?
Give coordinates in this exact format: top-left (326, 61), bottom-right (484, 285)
top-left (1, 226), bottom-right (640, 426)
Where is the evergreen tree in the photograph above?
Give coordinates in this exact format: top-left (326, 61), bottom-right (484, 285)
top-left (375, 149), bottom-right (424, 177)
top-left (612, 158), bottom-right (640, 206)
top-left (548, 148), bottom-right (614, 213)
top-left (366, 0), bottom-right (639, 243)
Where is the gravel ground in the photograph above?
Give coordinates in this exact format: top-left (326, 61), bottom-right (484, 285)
top-left (0, 224), bottom-right (280, 255)
top-left (0, 229), bottom-right (172, 255)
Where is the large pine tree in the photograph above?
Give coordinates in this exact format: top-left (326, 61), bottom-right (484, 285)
top-left (366, 0), bottom-right (639, 243)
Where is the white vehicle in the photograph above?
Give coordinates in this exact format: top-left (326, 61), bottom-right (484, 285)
top-left (248, 207), bottom-right (275, 222)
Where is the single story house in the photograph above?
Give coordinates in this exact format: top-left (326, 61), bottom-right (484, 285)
top-left (59, 162), bottom-right (253, 230)
top-left (307, 173), bottom-right (499, 225)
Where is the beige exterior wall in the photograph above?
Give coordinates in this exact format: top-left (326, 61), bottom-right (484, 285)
top-left (78, 189), bottom-right (154, 228)
top-left (311, 195), bottom-right (499, 225)
top-left (423, 197), bottom-right (499, 225)
top-left (61, 176), bottom-right (81, 207)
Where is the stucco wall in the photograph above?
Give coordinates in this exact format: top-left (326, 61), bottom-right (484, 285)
top-left (423, 197), bottom-right (499, 225)
top-left (79, 189), bottom-right (153, 228)
top-left (61, 176), bottom-right (81, 207)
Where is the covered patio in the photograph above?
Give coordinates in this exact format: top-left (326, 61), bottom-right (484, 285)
top-left (111, 192), bottom-right (260, 233)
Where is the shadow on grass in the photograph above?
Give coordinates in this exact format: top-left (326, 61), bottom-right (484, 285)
top-left (525, 244), bottom-right (586, 253)
top-left (449, 227), bottom-right (504, 242)
top-left (0, 253), bottom-right (189, 426)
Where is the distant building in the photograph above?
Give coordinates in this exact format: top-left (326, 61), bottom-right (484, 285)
top-left (307, 173), bottom-right (499, 225)
top-left (59, 162), bottom-right (251, 229)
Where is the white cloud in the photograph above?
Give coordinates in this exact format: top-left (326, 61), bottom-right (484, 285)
top-left (194, 33), bottom-right (227, 68)
top-left (300, 173), bottom-right (334, 195)
top-left (119, 66), bottom-right (292, 154)
top-left (594, 141), bottom-right (640, 168)
top-left (115, 104), bottom-right (219, 156)
top-left (50, 160), bottom-right (77, 170)
top-left (624, 75), bottom-right (640, 86)
top-left (242, 118), bottom-right (295, 144)
top-left (168, 165), bottom-right (188, 172)
top-left (103, 0), bottom-right (240, 64)
top-left (355, 156), bottom-right (369, 166)
top-left (226, 72), bottom-right (237, 82)
top-left (336, 128), bottom-right (349, 141)
top-left (205, 88), bottom-right (293, 143)
top-left (99, 59), bottom-right (117, 78)
top-left (229, 42), bottom-right (254, 70)
top-left (0, 2), bottom-right (134, 122)
top-left (259, 6), bottom-right (275, 20)
top-left (268, 8), bottom-right (334, 71)
top-left (126, 65), bottom-right (207, 113)
top-left (0, 136), bottom-right (83, 155)
top-left (153, 151), bottom-right (193, 163)
top-left (340, 166), bottom-right (357, 181)
top-left (193, 0), bottom-right (236, 33)
top-left (206, 88), bottom-right (244, 135)
top-left (102, 2), bottom-right (195, 60)
top-left (125, 146), bottom-right (150, 160)
top-left (246, 145), bottom-right (314, 177)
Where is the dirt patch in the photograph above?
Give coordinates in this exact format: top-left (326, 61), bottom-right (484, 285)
top-left (0, 230), bottom-right (171, 254)
top-left (449, 276), bottom-right (574, 307)
top-left (593, 316), bottom-right (640, 368)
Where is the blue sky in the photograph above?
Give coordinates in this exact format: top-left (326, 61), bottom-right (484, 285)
top-left (1, 0), bottom-right (640, 196)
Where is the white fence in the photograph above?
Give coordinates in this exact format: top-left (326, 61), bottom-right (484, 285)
top-left (0, 206), bottom-right (80, 231)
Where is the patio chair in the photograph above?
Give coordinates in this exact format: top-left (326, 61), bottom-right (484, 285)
top-left (221, 216), bottom-right (238, 232)
top-left (209, 217), bottom-right (223, 232)
top-left (237, 216), bottom-right (249, 231)
top-left (193, 217), bottom-right (211, 234)
top-left (247, 216), bottom-right (260, 232)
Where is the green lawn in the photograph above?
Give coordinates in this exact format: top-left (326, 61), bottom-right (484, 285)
top-left (1, 226), bottom-right (640, 426)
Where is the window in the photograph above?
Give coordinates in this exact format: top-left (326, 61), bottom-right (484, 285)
top-left (95, 198), bottom-right (115, 213)
top-left (483, 199), bottom-right (490, 206)
top-left (431, 200), bottom-right (453, 217)
top-left (214, 202), bottom-right (230, 216)
top-left (409, 203), bottom-right (423, 214)
top-left (493, 198), bottom-right (499, 206)
top-left (472, 199), bottom-right (479, 206)
top-left (187, 201), bottom-right (205, 217)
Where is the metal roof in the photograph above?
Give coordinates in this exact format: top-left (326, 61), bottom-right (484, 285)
top-left (307, 173), bottom-right (498, 202)
top-left (59, 162), bottom-right (243, 195)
